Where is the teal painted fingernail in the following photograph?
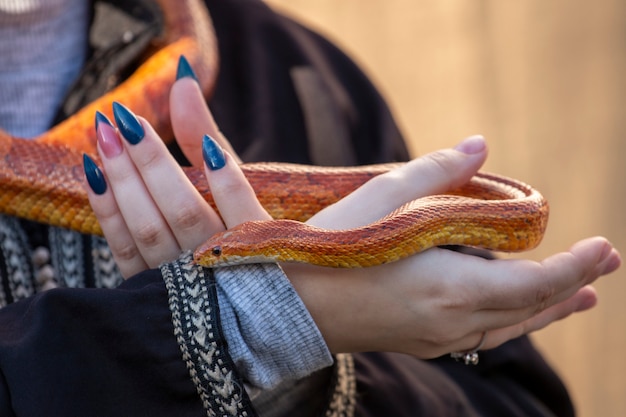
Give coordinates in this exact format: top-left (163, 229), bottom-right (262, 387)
top-left (202, 134), bottom-right (226, 170)
top-left (112, 102), bottom-right (144, 145)
top-left (176, 55), bottom-right (199, 82)
top-left (83, 154), bottom-right (107, 195)
top-left (95, 111), bottom-right (113, 129)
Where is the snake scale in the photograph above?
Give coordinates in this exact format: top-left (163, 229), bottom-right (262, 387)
top-left (0, 0), bottom-right (549, 268)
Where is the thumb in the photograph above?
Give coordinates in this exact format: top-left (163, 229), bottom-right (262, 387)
top-left (309, 135), bottom-right (489, 229)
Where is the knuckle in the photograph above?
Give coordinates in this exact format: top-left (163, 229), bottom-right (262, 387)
top-left (110, 241), bottom-right (141, 263)
top-left (136, 143), bottom-right (164, 171)
top-left (132, 220), bottom-right (165, 248)
top-left (368, 170), bottom-right (401, 190)
top-left (365, 169), bottom-right (408, 202)
top-left (170, 204), bottom-right (206, 232)
top-left (421, 151), bottom-right (456, 188)
top-left (211, 174), bottom-right (248, 198)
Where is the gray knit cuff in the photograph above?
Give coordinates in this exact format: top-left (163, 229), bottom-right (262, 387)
top-left (215, 263), bottom-right (333, 390)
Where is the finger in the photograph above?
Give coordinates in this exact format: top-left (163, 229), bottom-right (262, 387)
top-left (479, 237), bottom-right (619, 310)
top-left (96, 111), bottom-right (181, 267)
top-left (170, 76), bottom-right (241, 166)
top-left (457, 237), bottom-right (620, 332)
top-left (111, 103), bottom-right (225, 255)
top-left (308, 135), bottom-right (488, 229)
top-left (201, 134), bottom-right (271, 228)
top-left (444, 284), bottom-right (598, 354)
top-left (481, 285), bottom-right (599, 349)
top-left (384, 237), bottom-right (618, 340)
top-left (83, 154), bottom-right (149, 278)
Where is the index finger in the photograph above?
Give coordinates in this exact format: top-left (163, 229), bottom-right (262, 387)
top-left (308, 135), bottom-right (488, 230)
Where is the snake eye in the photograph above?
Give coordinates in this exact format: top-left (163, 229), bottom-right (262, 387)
top-left (212, 246), bottom-right (222, 257)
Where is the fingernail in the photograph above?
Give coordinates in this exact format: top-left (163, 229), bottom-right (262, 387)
top-left (576, 291), bottom-right (597, 311)
top-left (95, 111), bottom-right (113, 128)
top-left (202, 134), bottom-right (226, 170)
top-left (83, 154), bottom-right (107, 195)
top-left (601, 248), bottom-right (621, 275)
top-left (454, 135), bottom-right (486, 155)
top-left (112, 102), bottom-right (144, 145)
top-left (176, 55), bottom-right (199, 82)
top-left (606, 253), bottom-right (622, 275)
top-left (96, 120), bottom-right (123, 158)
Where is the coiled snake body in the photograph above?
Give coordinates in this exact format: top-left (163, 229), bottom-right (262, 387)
top-left (0, 130), bottom-right (549, 268)
top-left (0, 0), bottom-right (549, 268)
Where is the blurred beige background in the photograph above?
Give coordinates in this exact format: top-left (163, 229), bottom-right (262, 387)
top-left (265, 1), bottom-right (626, 416)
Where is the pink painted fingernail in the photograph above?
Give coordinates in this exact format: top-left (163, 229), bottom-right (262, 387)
top-left (454, 135), bottom-right (486, 155)
top-left (96, 120), bottom-right (123, 158)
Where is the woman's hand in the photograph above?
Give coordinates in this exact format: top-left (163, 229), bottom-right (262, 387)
top-left (84, 77), bottom-right (267, 278)
top-left (286, 235), bottom-right (618, 358)
top-left (284, 135), bottom-right (621, 357)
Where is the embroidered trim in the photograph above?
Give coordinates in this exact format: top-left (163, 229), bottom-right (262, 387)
top-left (48, 228), bottom-right (122, 289)
top-left (49, 227), bottom-right (85, 288)
top-left (0, 215), bottom-right (35, 306)
top-left (161, 252), bottom-right (257, 417)
top-left (90, 235), bottom-right (123, 288)
top-left (326, 354), bottom-right (357, 417)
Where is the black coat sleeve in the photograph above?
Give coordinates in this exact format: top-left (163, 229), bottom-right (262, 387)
top-left (0, 253), bottom-right (256, 417)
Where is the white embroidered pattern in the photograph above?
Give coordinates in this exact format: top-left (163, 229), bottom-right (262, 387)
top-left (161, 252), bottom-right (255, 417)
top-left (48, 228), bottom-right (122, 289)
top-left (49, 227), bottom-right (84, 288)
top-left (90, 235), bottom-right (123, 288)
top-left (0, 215), bottom-right (35, 306)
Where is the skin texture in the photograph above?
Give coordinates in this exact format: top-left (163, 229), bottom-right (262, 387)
top-left (85, 78), bottom-right (621, 357)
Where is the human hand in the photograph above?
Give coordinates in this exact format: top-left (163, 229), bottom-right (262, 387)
top-left (84, 75), bottom-right (269, 278)
top-left (283, 136), bottom-right (621, 357)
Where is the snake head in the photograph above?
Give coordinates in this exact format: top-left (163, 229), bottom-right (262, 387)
top-left (193, 223), bottom-right (287, 268)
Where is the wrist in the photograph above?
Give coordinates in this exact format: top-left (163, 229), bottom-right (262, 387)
top-left (281, 263), bottom-right (384, 354)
